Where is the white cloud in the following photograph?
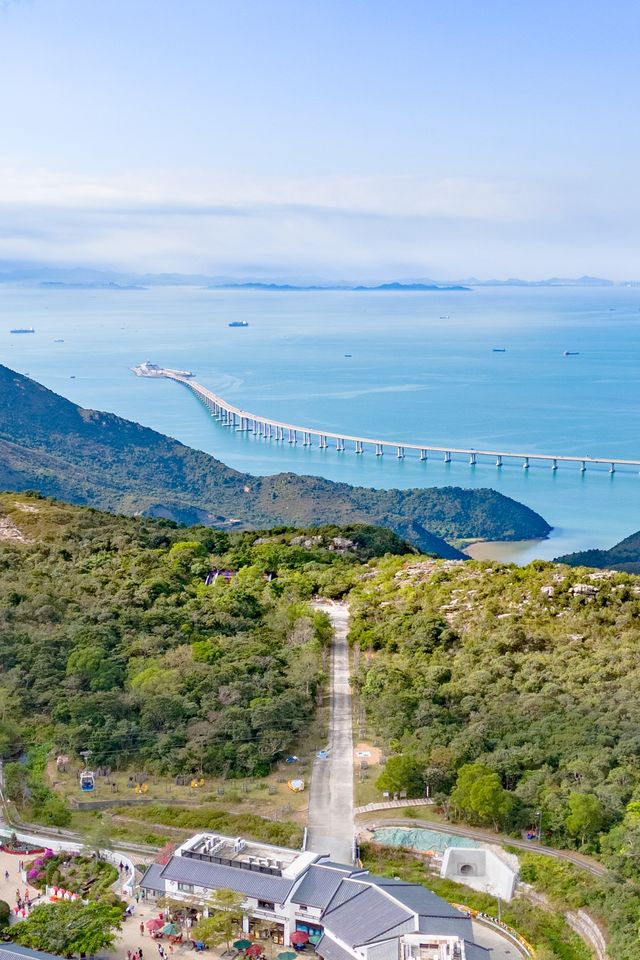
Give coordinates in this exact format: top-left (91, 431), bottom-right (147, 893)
top-left (0, 165), bottom-right (637, 278)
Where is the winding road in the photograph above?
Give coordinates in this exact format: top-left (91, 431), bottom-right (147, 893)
top-left (306, 601), bottom-right (354, 863)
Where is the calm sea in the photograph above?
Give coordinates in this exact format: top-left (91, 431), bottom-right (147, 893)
top-left (1, 283), bottom-right (639, 563)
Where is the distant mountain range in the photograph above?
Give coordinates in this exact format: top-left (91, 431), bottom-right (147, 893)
top-left (0, 261), bottom-right (635, 289)
top-left (0, 364), bottom-right (551, 556)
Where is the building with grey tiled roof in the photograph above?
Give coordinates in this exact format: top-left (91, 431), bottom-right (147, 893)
top-left (140, 833), bottom-right (490, 960)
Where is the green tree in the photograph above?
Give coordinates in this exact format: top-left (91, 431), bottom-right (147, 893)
top-left (83, 814), bottom-right (114, 859)
top-left (195, 888), bottom-right (247, 952)
top-left (376, 754), bottom-right (425, 797)
top-left (2, 761), bottom-right (29, 802)
top-left (565, 792), bottom-right (604, 847)
top-left (13, 900), bottom-right (123, 955)
top-left (450, 763), bottom-right (513, 830)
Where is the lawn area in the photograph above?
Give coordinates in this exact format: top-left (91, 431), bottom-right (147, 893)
top-left (39, 704), bottom-right (329, 849)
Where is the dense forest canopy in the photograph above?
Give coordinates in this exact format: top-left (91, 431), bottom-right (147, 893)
top-left (349, 556), bottom-right (640, 876)
top-left (0, 493), bottom-right (412, 790)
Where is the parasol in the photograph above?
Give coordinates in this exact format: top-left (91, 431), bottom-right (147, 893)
top-left (234, 941), bottom-right (253, 951)
top-left (290, 932), bottom-right (309, 945)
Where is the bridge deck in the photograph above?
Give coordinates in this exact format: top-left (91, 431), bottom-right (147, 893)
top-left (155, 370), bottom-right (640, 468)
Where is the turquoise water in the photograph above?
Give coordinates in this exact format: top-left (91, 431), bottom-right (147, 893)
top-left (1, 283), bottom-right (639, 561)
top-left (372, 827), bottom-right (480, 854)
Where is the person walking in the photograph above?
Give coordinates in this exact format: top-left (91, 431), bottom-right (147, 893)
top-left (140, 921), bottom-right (145, 936)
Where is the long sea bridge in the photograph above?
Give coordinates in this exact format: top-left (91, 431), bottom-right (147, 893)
top-left (137, 364), bottom-right (640, 474)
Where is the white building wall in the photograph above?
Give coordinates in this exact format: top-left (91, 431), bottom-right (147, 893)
top-left (440, 848), bottom-right (516, 901)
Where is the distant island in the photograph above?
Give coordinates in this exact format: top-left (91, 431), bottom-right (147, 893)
top-left (39, 280), bottom-right (146, 290)
top-left (0, 363), bottom-right (551, 554)
top-left (0, 261), bottom-right (636, 288)
top-left (210, 281), bottom-right (470, 291)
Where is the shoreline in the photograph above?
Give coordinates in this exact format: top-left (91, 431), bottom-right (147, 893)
top-left (463, 538), bottom-right (548, 563)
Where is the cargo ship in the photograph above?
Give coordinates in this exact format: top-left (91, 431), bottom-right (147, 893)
top-left (228, 320), bottom-right (249, 327)
top-left (10, 327), bottom-right (35, 334)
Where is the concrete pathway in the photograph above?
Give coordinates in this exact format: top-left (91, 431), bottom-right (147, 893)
top-left (354, 798), bottom-right (433, 815)
top-left (306, 601), bottom-right (354, 864)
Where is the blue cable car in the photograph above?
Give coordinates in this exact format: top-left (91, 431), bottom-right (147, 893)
top-left (80, 770), bottom-right (95, 791)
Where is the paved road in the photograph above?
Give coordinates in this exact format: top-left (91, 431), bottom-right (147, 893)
top-left (306, 601), bottom-right (354, 863)
top-left (471, 921), bottom-right (526, 960)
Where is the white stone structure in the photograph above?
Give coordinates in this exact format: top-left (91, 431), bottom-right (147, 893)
top-left (440, 847), bottom-right (517, 901)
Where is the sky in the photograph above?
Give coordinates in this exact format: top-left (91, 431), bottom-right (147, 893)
top-left (0, 0), bottom-right (639, 280)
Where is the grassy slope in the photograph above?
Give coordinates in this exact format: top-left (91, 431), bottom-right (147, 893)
top-left (0, 364), bottom-right (551, 556)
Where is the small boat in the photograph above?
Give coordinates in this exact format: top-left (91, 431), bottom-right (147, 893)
top-left (439, 315), bottom-right (450, 319)
top-left (492, 348), bottom-right (506, 352)
top-left (344, 353), bottom-right (352, 357)
top-left (10, 327), bottom-right (35, 334)
top-left (563, 351), bottom-right (580, 356)
top-left (53, 338), bottom-right (64, 343)
top-left (228, 320), bottom-right (249, 327)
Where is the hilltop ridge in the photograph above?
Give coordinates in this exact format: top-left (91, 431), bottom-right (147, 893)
top-left (0, 364), bottom-right (551, 553)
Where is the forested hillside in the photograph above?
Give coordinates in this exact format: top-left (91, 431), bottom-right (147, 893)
top-left (0, 363), bottom-right (551, 554)
top-left (556, 528), bottom-right (640, 572)
top-left (0, 493), bottom-right (409, 803)
top-left (349, 557), bottom-right (640, 871)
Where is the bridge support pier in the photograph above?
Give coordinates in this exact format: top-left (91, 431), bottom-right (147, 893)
top-left (319, 435), bottom-right (328, 448)
top-left (444, 452), bottom-right (451, 463)
top-left (523, 457), bottom-right (529, 469)
top-left (336, 438), bottom-right (345, 451)
top-left (397, 446), bottom-right (405, 459)
top-left (580, 461), bottom-right (586, 472)
top-left (610, 462), bottom-right (616, 474)
top-left (419, 449), bottom-right (427, 461)
top-left (355, 440), bottom-right (363, 454)
top-left (375, 443), bottom-right (383, 456)
top-left (469, 453), bottom-right (476, 465)
top-left (302, 432), bottom-right (311, 446)
top-left (552, 458), bottom-right (557, 470)
top-left (496, 456), bottom-right (502, 467)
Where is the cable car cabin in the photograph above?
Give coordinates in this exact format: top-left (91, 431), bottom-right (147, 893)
top-left (80, 770), bottom-right (95, 791)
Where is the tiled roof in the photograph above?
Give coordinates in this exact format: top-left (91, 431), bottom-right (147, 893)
top-left (316, 859), bottom-right (360, 872)
top-left (291, 865), bottom-right (351, 908)
top-left (160, 856), bottom-right (294, 901)
top-left (323, 878), bottom-right (365, 912)
top-left (314, 935), bottom-right (356, 960)
top-left (140, 862), bottom-right (166, 892)
top-left (418, 915), bottom-right (474, 938)
top-left (322, 884), bottom-right (413, 947)
top-left (367, 878), bottom-right (465, 918)
top-left (0, 948), bottom-right (61, 960)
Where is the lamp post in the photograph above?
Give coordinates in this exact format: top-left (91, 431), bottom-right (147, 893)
top-left (537, 809), bottom-right (543, 844)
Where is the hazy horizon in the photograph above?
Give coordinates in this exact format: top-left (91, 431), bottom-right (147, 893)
top-left (1, 1), bottom-right (640, 278)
